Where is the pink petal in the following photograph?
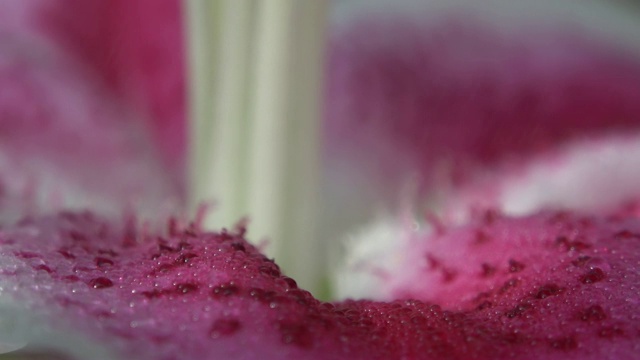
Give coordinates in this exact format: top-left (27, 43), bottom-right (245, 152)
top-left (0, 209), bottom-right (638, 359)
top-left (325, 13), bottom-right (640, 197)
top-left (35, 0), bottom-right (186, 190)
top-left (0, 5), bottom-right (178, 222)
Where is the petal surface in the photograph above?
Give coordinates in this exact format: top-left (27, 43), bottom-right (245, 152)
top-left (0, 210), bottom-right (638, 359)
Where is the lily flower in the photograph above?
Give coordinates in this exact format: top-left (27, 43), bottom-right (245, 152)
top-left (0, 1), bottom-right (639, 360)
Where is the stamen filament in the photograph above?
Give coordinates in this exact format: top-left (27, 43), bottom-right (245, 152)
top-left (184, 0), bottom-right (328, 292)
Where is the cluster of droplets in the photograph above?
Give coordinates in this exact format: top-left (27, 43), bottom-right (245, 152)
top-left (379, 209), bottom-right (640, 359)
top-left (0, 208), bottom-right (638, 359)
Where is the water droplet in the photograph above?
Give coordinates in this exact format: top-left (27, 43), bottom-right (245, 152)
top-left (89, 277), bottom-right (114, 289)
top-left (474, 230), bottom-right (491, 244)
top-left (571, 256), bottom-right (591, 267)
top-left (210, 318), bottom-right (241, 338)
top-left (34, 265), bottom-right (52, 273)
top-left (287, 289), bottom-right (312, 306)
top-left (481, 263), bottom-right (496, 277)
top-left (176, 253), bottom-right (198, 264)
top-left (282, 277), bottom-right (298, 289)
top-left (259, 265), bottom-right (281, 277)
top-left (442, 269), bottom-right (458, 283)
top-left (549, 337), bottom-right (577, 351)
top-left (613, 230), bottom-right (640, 240)
top-left (175, 283), bottom-right (199, 294)
top-left (508, 259), bottom-right (525, 273)
top-left (211, 283), bottom-right (240, 298)
top-left (579, 268), bottom-right (606, 284)
top-left (97, 249), bottom-right (119, 257)
top-left (68, 231), bottom-right (88, 243)
top-left (598, 326), bottom-right (624, 338)
top-left (534, 283), bottom-right (561, 299)
top-left (502, 332), bottom-right (522, 345)
top-left (577, 305), bottom-right (607, 322)
top-left (141, 289), bottom-right (165, 299)
top-left (556, 236), bottom-right (591, 252)
top-left (14, 252), bottom-right (40, 259)
top-left (483, 209), bottom-right (500, 225)
top-left (158, 244), bottom-right (177, 253)
top-left (57, 249), bottom-right (75, 259)
top-left (476, 301), bottom-right (492, 311)
top-left (278, 322), bottom-right (313, 348)
top-left (249, 288), bottom-right (276, 303)
top-left (231, 243), bottom-right (246, 252)
top-left (95, 257), bottom-right (114, 267)
top-left (499, 278), bottom-right (519, 293)
top-left (505, 302), bottom-right (531, 318)
top-left (585, 257), bottom-right (611, 273)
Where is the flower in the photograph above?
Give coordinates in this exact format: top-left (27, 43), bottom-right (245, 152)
top-left (0, 0), bottom-right (183, 223)
top-left (0, 1), bottom-right (639, 359)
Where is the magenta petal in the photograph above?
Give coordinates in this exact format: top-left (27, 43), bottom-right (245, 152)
top-left (1, 210), bottom-right (638, 359)
top-left (0, 38), bottom-right (177, 222)
top-left (35, 0), bottom-right (187, 190)
top-left (0, 213), bottom-right (377, 359)
top-left (326, 16), bottom-right (640, 195)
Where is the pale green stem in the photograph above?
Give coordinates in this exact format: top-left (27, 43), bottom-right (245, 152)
top-left (185, 0), bottom-right (220, 210)
top-left (184, 0), bottom-right (328, 293)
